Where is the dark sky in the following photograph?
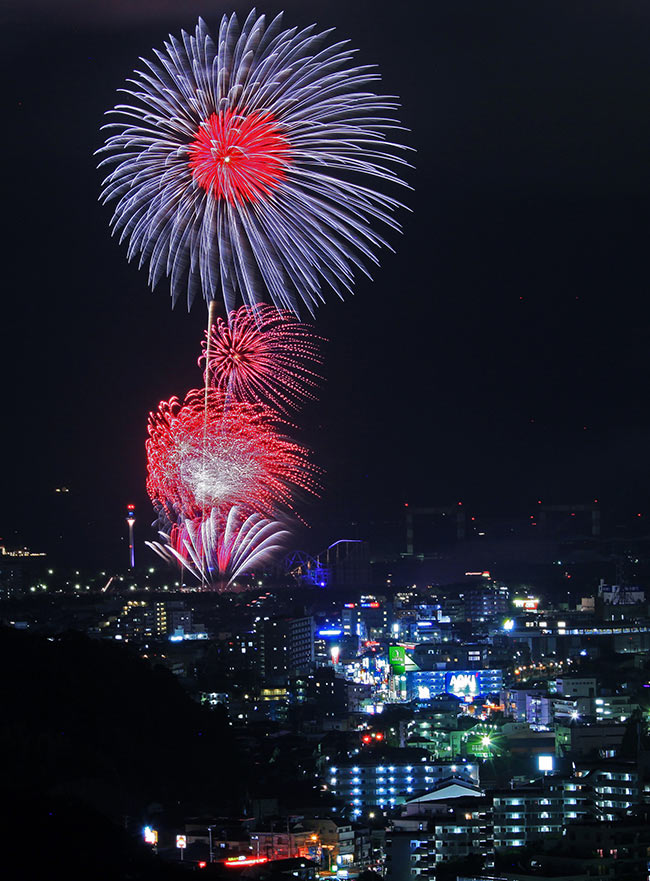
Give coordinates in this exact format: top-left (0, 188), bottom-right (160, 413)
top-left (4, 1), bottom-right (650, 565)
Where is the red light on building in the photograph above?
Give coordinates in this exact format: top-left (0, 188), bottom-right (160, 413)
top-left (362, 735), bottom-right (371, 743)
top-left (198, 862), bottom-right (207, 869)
top-left (375, 732), bottom-right (383, 741)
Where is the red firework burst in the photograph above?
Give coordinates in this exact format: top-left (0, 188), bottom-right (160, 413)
top-left (200, 305), bottom-right (324, 412)
top-left (188, 109), bottom-right (290, 204)
top-left (146, 388), bottom-right (317, 521)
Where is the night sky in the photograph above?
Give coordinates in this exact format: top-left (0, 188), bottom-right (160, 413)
top-left (4, 0), bottom-right (650, 565)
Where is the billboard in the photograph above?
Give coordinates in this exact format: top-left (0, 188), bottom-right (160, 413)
top-left (446, 671), bottom-right (480, 700)
top-left (389, 645), bottom-right (420, 675)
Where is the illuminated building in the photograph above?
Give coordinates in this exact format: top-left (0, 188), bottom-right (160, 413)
top-left (346, 680), bottom-right (374, 713)
top-left (255, 616), bottom-right (314, 680)
top-left (250, 829), bottom-right (316, 861)
top-left (464, 583), bottom-right (509, 622)
top-left (493, 781), bottom-right (585, 848)
top-left (399, 701), bottom-right (461, 742)
top-left (491, 766), bottom-right (642, 848)
top-left (405, 669), bottom-right (503, 702)
top-left (308, 820), bottom-right (355, 872)
top-left (155, 602), bottom-right (167, 636)
top-left (592, 694), bottom-right (640, 721)
top-left (314, 626), bottom-right (348, 667)
top-left (493, 764), bottom-right (644, 855)
top-left (106, 599), bottom-right (198, 642)
top-left (501, 686), bottom-right (547, 722)
top-left (403, 718), bottom-right (502, 761)
top-left (386, 797), bottom-right (493, 879)
top-left (500, 621), bottom-right (650, 661)
top-left (554, 677), bottom-right (596, 699)
top-left (0, 545), bottom-right (47, 599)
top-left (0, 559), bottom-right (25, 600)
top-left (327, 750), bottom-right (479, 814)
top-left (342, 598), bottom-right (391, 642)
top-left (259, 686), bottom-right (289, 721)
top-left (409, 641), bottom-right (492, 668)
top-left (219, 632), bottom-right (259, 674)
top-left (578, 764), bottom-right (641, 821)
top-left (525, 694), bottom-right (554, 727)
top-left (396, 617), bottom-right (443, 643)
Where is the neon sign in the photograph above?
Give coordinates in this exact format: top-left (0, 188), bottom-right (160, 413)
top-left (446, 671), bottom-right (479, 700)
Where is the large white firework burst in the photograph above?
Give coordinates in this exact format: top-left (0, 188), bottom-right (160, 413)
top-left (98, 8), bottom-right (410, 313)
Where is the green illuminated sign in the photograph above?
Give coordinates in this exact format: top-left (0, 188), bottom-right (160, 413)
top-left (389, 645), bottom-right (419, 674)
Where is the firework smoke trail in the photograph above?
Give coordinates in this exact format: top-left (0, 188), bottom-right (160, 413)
top-left (200, 304), bottom-right (324, 413)
top-left (146, 388), bottom-right (318, 523)
top-left (146, 506), bottom-right (291, 587)
top-left (98, 9), bottom-right (410, 315)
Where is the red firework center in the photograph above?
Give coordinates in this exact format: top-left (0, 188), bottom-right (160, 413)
top-left (188, 109), bottom-right (290, 204)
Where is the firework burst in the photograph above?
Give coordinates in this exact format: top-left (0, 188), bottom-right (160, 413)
top-left (200, 304), bottom-right (323, 412)
top-left (146, 388), bottom-right (318, 521)
top-left (98, 9), bottom-right (410, 313)
top-left (146, 506), bottom-right (291, 587)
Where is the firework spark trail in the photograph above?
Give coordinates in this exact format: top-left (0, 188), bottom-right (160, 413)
top-left (200, 304), bottom-right (324, 413)
top-left (146, 388), bottom-right (318, 522)
top-left (146, 506), bottom-right (291, 586)
top-left (98, 9), bottom-right (410, 314)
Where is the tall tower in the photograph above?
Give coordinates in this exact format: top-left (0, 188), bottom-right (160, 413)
top-left (126, 504), bottom-right (135, 569)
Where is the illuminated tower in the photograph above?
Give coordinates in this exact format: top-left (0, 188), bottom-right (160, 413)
top-left (126, 504), bottom-right (135, 569)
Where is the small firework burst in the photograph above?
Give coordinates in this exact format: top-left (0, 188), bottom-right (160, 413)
top-left (200, 304), bottom-right (324, 412)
